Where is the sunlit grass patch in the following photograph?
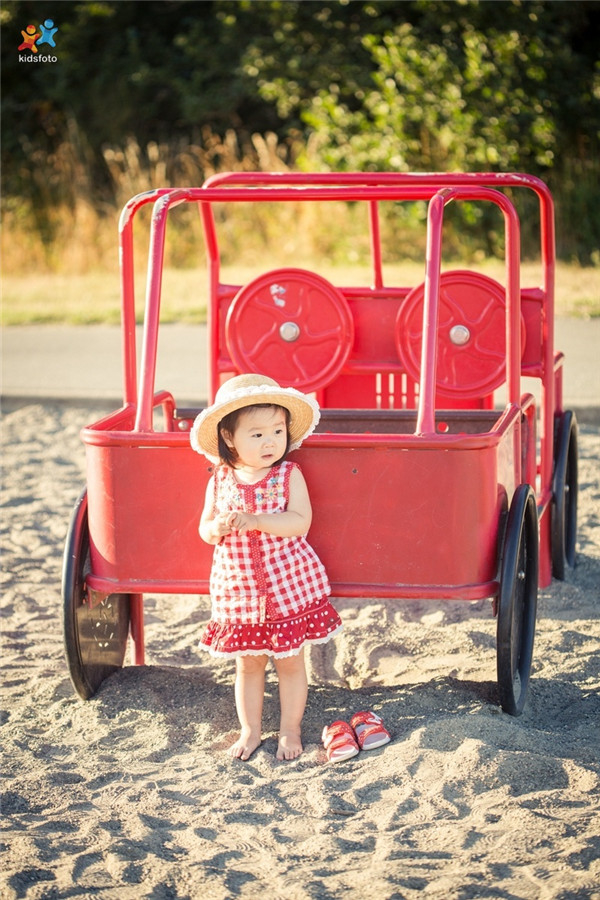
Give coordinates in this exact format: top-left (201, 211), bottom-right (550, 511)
top-left (2, 261), bottom-right (598, 326)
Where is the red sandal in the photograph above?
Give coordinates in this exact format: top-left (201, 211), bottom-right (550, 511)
top-left (321, 720), bottom-right (360, 762)
top-left (350, 710), bottom-right (391, 750)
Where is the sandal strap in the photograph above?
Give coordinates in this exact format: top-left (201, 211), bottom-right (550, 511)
top-left (350, 710), bottom-right (390, 749)
top-left (326, 732), bottom-right (358, 754)
top-left (354, 722), bottom-right (389, 748)
top-left (322, 720), bottom-right (357, 749)
top-left (350, 710), bottom-right (383, 729)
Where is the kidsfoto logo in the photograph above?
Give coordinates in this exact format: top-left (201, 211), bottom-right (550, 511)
top-left (18, 17), bottom-right (58, 63)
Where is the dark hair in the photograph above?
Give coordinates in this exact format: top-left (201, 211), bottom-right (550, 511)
top-left (217, 403), bottom-right (291, 467)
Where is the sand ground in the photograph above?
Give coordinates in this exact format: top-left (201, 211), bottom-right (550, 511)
top-left (1, 401), bottom-right (599, 900)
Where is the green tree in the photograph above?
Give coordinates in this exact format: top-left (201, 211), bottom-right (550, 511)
top-left (2, 0), bottom-right (599, 261)
top-left (254, 1), bottom-right (599, 259)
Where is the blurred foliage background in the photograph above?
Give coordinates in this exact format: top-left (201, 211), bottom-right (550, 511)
top-left (2, 0), bottom-right (599, 275)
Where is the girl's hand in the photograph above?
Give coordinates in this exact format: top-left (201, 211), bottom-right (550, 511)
top-left (211, 512), bottom-right (235, 539)
top-left (227, 511), bottom-right (258, 535)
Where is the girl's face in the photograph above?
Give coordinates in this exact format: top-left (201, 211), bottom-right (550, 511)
top-left (224, 406), bottom-right (288, 471)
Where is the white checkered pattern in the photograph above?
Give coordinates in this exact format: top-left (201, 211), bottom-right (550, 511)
top-left (209, 462), bottom-right (331, 624)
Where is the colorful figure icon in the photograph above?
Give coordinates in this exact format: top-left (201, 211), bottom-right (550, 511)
top-left (18, 24), bottom-right (41, 52)
top-left (38, 19), bottom-right (58, 47)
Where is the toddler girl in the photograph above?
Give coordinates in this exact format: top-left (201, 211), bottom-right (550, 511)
top-left (191, 374), bottom-right (342, 761)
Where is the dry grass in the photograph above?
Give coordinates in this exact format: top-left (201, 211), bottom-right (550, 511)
top-left (2, 132), bottom-right (598, 323)
top-left (0, 131), bottom-right (294, 276)
top-left (2, 260), bottom-right (598, 326)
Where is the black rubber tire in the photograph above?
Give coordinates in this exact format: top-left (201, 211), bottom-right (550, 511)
top-left (551, 411), bottom-right (578, 580)
top-left (497, 484), bottom-right (539, 716)
top-left (62, 489), bottom-right (131, 699)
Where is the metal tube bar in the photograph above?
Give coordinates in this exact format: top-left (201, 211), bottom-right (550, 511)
top-left (199, 201), bottom-right (222, 402)
top-left (368, 200), bottom-right (384, 289)
top-left (117, 189), bottom-right (174, 407)
top-left (415, 191), bottom-right (449, 435)
top-left (414, 186), bottom-right (521, 440)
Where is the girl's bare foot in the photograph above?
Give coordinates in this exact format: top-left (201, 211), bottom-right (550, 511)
top-left (228, 728), bottom-right (262, 761)
top-left (276, 731), bottom-right (303, 761)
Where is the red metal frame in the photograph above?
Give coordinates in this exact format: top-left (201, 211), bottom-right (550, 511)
top-left (81, 172), bottom-right (563, 663)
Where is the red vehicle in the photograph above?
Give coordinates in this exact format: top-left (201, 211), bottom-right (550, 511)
top-left (62, 172), bottom-right (578, 716)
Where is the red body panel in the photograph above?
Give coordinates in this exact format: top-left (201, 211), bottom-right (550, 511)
top-left (83, 408), bottom-right (517, 600)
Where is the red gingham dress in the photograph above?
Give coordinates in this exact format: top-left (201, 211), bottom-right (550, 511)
top-left (199, 461), bottom-right (343, 658)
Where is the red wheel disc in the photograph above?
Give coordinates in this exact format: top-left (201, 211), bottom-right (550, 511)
top-left (395, 270), bottom-right (526, 398)
top-left (226, 268), bottom-right (354, 392)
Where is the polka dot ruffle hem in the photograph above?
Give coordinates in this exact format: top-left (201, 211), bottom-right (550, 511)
top-left (198, 597), bottom-right (343, 659)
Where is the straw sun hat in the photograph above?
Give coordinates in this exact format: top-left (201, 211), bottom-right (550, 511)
top-left (190, 374), bottom-right (321, 463)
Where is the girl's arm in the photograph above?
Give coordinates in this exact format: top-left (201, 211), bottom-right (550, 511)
top-left (230, 466), bottom-right (312, 537)
top-left (199, 475), bottom-right (234, 545)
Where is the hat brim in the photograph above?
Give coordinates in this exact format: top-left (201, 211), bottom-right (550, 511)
top-left (190, 384), bottom-right (320, 463)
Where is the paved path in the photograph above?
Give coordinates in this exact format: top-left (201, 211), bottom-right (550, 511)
top-left (2, 324), bottom-right (208, 407)
top-left (2, 320), bottom-right (599, 415)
